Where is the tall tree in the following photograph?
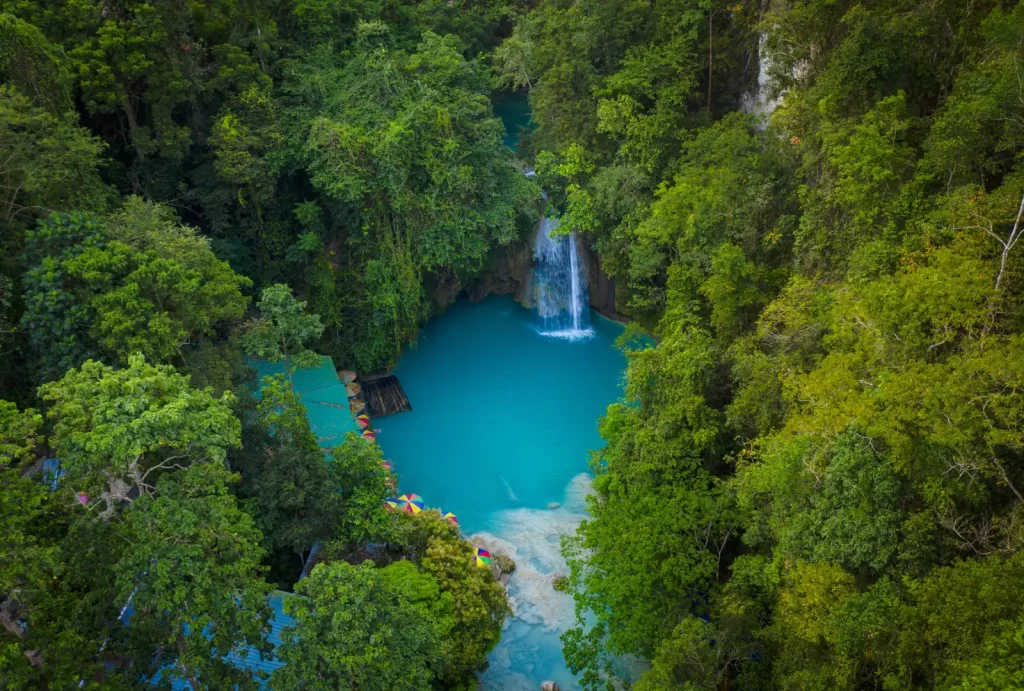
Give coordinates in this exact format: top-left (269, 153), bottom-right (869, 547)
top-left (272, 559), bottom-right (454, 690)
top-left (38, 354), bottom-right (239, 515)
top-left (117, 463), bottom-right (271, 691)
top-left (241, 284), bottom-right (324, 381)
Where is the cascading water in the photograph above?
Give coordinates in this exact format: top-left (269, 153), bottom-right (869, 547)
top-left (533, 215), bottom-right (594, 340)
top-left (741, 32), bottom-right (783, 127)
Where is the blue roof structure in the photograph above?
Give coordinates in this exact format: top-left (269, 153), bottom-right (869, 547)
top-left (162, 591), bottom-right (295, 690)
top-left (249, 355), bottom-right (361, 448)
top-left (156, 355), bottom-right (357, 688)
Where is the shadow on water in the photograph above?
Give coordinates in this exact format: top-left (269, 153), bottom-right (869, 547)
top-left (493, 90), bottom-right (535, 152)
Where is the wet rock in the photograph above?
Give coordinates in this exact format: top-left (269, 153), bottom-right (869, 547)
top-left (541, 681), bottom-right (561, 691)
top-left (578, 234), bottom-right (622, 320)
top-left (552, 574), bottom-right (569, 592)
top-left (547, 502), bottom-right (561, 510)
top-left (468, 240), bottom-right (533, 303)
top-left (493, 554), bottom-right (516, 575)
top-left (430, 271), bottom-right (462, 310)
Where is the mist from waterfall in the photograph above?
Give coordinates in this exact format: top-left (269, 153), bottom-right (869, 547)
top-left (533, 215), bottom-right (594, 340)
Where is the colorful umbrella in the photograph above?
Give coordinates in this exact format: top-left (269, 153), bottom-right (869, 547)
top-left (76, 492), bottom-right (89, 506)
top-left (345, 382), bottom-right (361, 398)
top-left (382, 460), bottom-right (392, 471)
top-left (441, 511), bottom-right (459, 527)
top-left (474, 548), bottom-right (492, 568)
top-left (338, 369), bottom-right (358, 384)
top-left (395, 493), bottom-right (424, 514)
top-left (361, 429), bottom-right (377, 443)
top-left (355, 414), bottom-right (371, 429)
top-left (385, 497), bottom-right (399, 511)
top-left (349, 399), bottom-right (366, 414)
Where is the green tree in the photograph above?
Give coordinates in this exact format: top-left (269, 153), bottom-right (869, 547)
top-left (117, 463), bottom-right (271, 691)
top-left (326, 434), bottom-right (395, 553)
top-left (38, 354), bottom-right (239, 515)
top-left (272, 559), bottom-right (454, 690)
top-left (66, 199), bottom-right (251, 364)
top-left (22, 203), bottom-right (250, 378)
top-left (0, 86), bottom-right (109, 230)
top-left (242, 284), bottom-right (324, 380)
top-left (282, 27), bottom-right (537, 370)
top-left (235, 374), bottom-right (345, 569)
top-left (413, 513), bottom-right (510, 686)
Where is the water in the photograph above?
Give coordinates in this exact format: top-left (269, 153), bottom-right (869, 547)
top-left (493, 91), bottom-right (534, 151)
top-left (741, 33), bottom-right (782, 126)
top-left (374, 296), bottom-right (629, 690)
top-left (533, 216), bottom-right (594, 341)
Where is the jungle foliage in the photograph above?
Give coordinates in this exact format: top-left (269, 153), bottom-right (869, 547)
top-left (0, 1), bottom-right (519, 687)
top-left (5, 0), bottom-right (1024, 688)
top-left (498, 0), bottom-right (1024, 689)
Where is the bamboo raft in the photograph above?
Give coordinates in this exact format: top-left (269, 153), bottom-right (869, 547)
top-left (360, 375), bottom-right (412, 417)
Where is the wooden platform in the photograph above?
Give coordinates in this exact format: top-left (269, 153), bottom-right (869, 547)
top-left (361, 375), bottom-right (412, 417)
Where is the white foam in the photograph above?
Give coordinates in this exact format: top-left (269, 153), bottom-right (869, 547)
top-left (537, 328), bottom-right (596, 342)
top-left (476, 474), bottom-right (595, 689)
top-left (472, 474), bottom-right (592, 632)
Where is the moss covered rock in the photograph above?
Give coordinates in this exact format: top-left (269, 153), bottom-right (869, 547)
top-left (493, 554), bottom-right (516, 574)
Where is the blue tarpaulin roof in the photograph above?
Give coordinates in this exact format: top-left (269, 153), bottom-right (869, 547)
top-left (161, 591), bottom-right (295, 690)
top-left (153, 355), bottom-right (357, 688)
top-left (249, 356), bottom-right (361, 448)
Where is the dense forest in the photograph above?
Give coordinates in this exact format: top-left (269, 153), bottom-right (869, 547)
top-left (0, 1), bottom-right (522, 688)
top-left (508, 1), bottom-right (1024, 689)
top-left (3, 0), bottom-right (1024, 689)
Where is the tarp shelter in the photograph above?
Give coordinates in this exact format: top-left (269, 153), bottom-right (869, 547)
top-left (41, 458), bottom-right (64, 490)
top-left (155, 592), bottom-right (295, 690)
top-left (249, 356), bottom-right (361, 449)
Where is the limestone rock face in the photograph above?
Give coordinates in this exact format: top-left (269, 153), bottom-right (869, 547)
top-left (430, 271), bottom-right (462, 310)
top-left (467, 238), bottom-right (534, 303)
top-left (541, 681), bottom-right (561, 691)
top-left (578, 234), bottom-right (618, 319)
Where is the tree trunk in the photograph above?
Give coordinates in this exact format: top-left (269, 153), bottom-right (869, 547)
top-left (123, 99), bottom-right (148, 162)
top-left (708, 9), bottom-right (714, 111)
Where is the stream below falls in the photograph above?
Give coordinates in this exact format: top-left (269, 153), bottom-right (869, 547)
top-left (375, 296), bottom-right (629, 690)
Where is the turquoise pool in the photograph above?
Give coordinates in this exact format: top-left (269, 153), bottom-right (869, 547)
top-left (493, 91), bottom-right (534, 151)
top-left (375, 295), bottom-right (630, 690)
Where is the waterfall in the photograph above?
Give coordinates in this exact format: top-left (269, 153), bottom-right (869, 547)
top-left (741, 32), bottom-right (782, 126)
top-left (533, 214), bottom-right (594, 340)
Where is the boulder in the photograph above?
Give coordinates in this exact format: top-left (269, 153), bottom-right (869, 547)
top-left (547, 502), bottom-right (561, 510)
top-left (541, 682), bottom-right (561, 691)
top-left (551, 574), bottom-right (569, 592)
top-left (493, 554), bottom-right (516, 575)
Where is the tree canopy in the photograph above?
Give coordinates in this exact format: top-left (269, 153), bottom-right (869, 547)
top-left (4, 0), bottom-right (1024, 688)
